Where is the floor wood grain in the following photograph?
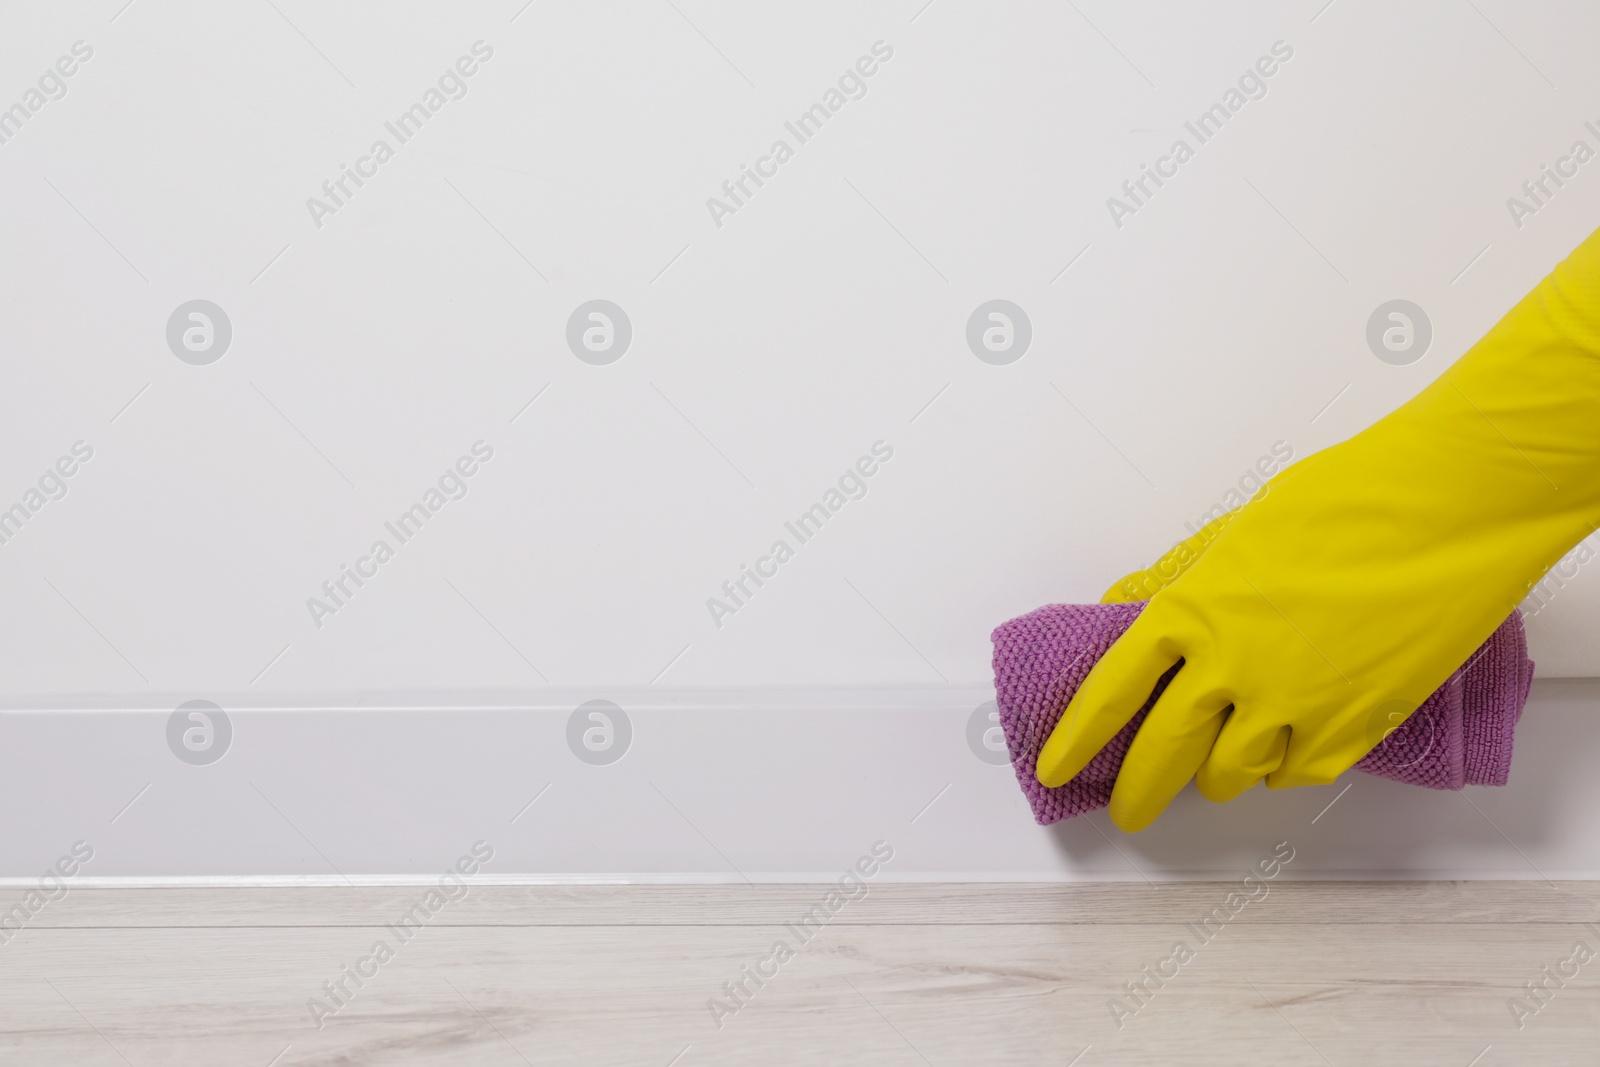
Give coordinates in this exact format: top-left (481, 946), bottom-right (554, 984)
top-left (0, 883), bottom-right (1593, 1065)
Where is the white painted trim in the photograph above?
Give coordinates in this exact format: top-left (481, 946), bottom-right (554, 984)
top-left (0, 681), bottom-right (1596, 882)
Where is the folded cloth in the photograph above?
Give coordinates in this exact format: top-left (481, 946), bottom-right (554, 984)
top-left (991, 602), bottom-right (1534, 825)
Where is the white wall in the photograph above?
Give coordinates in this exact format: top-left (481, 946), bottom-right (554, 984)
top-left (2, 1), bottom-right (1599, 878)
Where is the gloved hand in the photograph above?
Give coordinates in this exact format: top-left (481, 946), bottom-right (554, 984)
top-left (1037, 226), bottom-right (1600, 832)
top-left (1098, 513), bottom-right (1233, 606)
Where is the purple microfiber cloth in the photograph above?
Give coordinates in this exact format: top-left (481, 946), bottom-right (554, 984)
top-left (991, 602), bottom-right (1534, 825)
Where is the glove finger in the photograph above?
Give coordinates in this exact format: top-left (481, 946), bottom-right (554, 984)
top-left (1106, 663), bottom-right (1232, 832)
top-left (1266, 737), bottom-right (1359, 790)
top-left (1195, 717), bottom-right (1291, 803)
top-left (1260, 692), bottom-right (1399, 789)
top-left (1036, 624), bottom-right (1177, 788)
top-left (1099, 513), bottom-right (1235, 603)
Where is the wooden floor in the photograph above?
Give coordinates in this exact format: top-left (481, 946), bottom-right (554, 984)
top-left (1, 882), bottom-right (1597, 1065)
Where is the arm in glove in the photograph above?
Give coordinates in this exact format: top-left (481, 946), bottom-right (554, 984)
top-left (1037, 226), bottom-right (1600, 831)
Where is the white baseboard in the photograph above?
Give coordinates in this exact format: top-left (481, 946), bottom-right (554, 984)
top-left (3, 680), bottom-right (1598, 883)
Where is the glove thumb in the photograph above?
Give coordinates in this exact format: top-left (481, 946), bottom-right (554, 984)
top-left (1100, 512), bottom-right (1235, 603)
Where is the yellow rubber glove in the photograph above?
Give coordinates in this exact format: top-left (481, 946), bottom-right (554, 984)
top-left (1038, 226), bottom-right (1600, 832)
top-left (1099, 513), bottom-right (1233, 605)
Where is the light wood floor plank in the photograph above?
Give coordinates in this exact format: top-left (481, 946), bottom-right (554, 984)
top-left (0, 884), bottom-right (1592, 1065)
